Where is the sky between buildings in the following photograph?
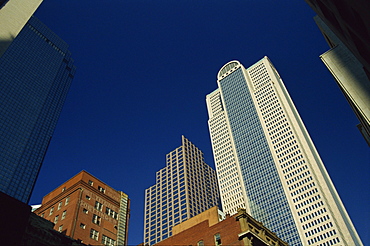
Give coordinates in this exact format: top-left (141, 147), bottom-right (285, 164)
top-left (29, 0), bottom-right (369, 244)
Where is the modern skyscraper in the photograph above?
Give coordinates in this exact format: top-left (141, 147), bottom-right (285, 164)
top-left (0, 0), bottom-right (43, 56)
top-left (303, 0), bottom-right (370, 146)
top-left (143, 136), bottom-right (220, 245)
top-left (313, 16), bottom-right (370, 146)
top-left (34, 170), bottom-right (130, 246)
top-left (0, 16), bottom-right (76, 203)
top-left (206, 57), bottom-right (363, 246)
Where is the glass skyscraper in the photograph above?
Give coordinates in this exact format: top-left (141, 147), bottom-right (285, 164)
top-left (0, 16), bottom-right (76, 203)
top-left (143, 136), bottom-right (219, 245)
top-left (206, 57), bottom-right (362, 246)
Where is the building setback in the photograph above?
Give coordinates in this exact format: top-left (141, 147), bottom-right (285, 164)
top-left (303, 0), bottom-right (370, 146)
top-left (206, 57), bottom-right (363, 246)
top-left (144, 136), bottom-right (220, 245)
top-left (155, 206), bottom-right (288, 246)
top-left (0, 15), bottom-right (76, 203)
top-left (34, 170), bottom-right (130, 246)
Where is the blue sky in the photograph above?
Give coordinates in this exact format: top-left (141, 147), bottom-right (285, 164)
top-left (29, 0), bottom-right (369, 244)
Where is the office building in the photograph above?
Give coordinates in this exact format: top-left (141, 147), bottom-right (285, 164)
top-left (34, 170), bottom-right (130, 246)
top-left (0, 16), bottom-right (75, 203)
top-left (206, 57), bottom-right (363, 245)
top-left (143, 136), bottom-right (220, 245)
top-left (0, 0), bottom-right (43, 56)
top-left (304, 0), bottom-right (370, 78)
top-left (304, 1), bottom-right (370, 145)
top-left (155, 206), bottom-right (288, 246)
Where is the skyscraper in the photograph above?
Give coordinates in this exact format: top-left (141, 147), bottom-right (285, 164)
top-left (303, 0), bottom-right (370, 146)
top-left (34, 170), bottom-right (130, 246)
top-left (143, 136), bottom-right (220, 245)
top-left (0, 16), bottom-right (76, 203)
top-left (206, 57), bottom-right (363, 246)
top-left (0, 0), bottom-right (43, 56)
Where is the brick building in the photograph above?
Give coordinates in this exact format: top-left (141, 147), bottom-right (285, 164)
top-left (34, 170), bottom-right (130, 246)
top-left (154, 206), bottom-right (287, 246)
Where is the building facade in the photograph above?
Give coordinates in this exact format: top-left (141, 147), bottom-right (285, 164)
top-left (34, 170), bottom-right (130, 246)
top-left (206, 57), bottom-right (362, 246)
top-left (155, 206), bottom-right (288, 246)
top-left (0, 16), bottom-right (75, 203)
top-left (143, 136), bottom-right (219, 245)
top-left (0, 0), bottom-right (43, 56)
top-left (304, 0), bottom-right (370, 146)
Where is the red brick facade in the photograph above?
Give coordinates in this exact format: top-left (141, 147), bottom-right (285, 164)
top-left (155, 207), bottom-right (287, 246)
top-left (155, 215), bottom-right (243, 245)
top-left (34, 170), bottom-right (129, 245)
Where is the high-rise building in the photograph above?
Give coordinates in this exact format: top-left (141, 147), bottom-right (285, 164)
top-left (143, 136), bottom-right (220, 245)
top-left (0, 0), bottom-right (43, 56)
top-left (34, 170), bottom-right (130, 246)
top-left (304, 0), bottom-right (370, 146)
top-left (313, 16), bottom-right (370, 146)
top-left (0, 16), bottom-right (75, 203)
top-left (206, 57), bottom-right (363, 246)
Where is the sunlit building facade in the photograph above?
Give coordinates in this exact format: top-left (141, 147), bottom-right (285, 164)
top-left (206, 57), bottom-right (362, 246)
top-left (0, 16), bottom-right (75, 203)
top-left (143, 136), bottom-right (219, 245)
top-left (34, 170), bottom-right (130, 246)
top-left (0, 0), bottom-right (43, 56)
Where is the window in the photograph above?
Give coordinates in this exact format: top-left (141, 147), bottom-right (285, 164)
top-left (58, 225), bottom-right (63, 232)
top-left (102, 235), bottom-right (116, 246)
top-left (58, 201), bottom-right (63, 210)
top-left (92, 214), bottom-right (101, 225)
top-left (62, 210), bottom-right (67, 220)
top-left (83, 208), bottom-right (88, 214)
top-left (49, 207), bottom-right (54, 215)
top-left (197, 240), bottom-right (204, 246)
top-left (62, 187), bottom-right (66, 192)
top-left (98, 186), bottom-right (105, 193)
top-left (105, 207), bottom-right (118, 219)
top-left (40, 213), bottom-right (44, 218)
top-left (90, 229), bottom-right (99, 241)
top-left (54, 215), bottom-right (59, 224)
top-left (86, 195), bottom-right (91, 200)
top-left (80, 223), bottom-right (86, 229)
top-left (88, 180), bottom-right (94, 186)
top-left (95, 201), bottom-right (103, 211)
top-left (214, 233), bottom-right (222, 246)
top-left (65, 197), bottom-right (70, 205)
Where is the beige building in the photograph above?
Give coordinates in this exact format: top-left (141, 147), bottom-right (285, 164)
top-left (0, 0), bottom-right (43, 56)
top-left (34, 170), bottom-right (130, 246)
top-left (144, 136), bottom-right (220, 245)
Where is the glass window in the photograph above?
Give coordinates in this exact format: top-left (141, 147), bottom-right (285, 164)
top-left (62, 210), bottom-right (67, 220)
top-left (90, 229), bottom-right (99, 241)
top-left (214, 233), bottom-right (221, 246)
top-left (102, 235), bottom-right (116, 246)
top-left (98, 186), bottom-right (106, 193)
top-left (95, 201), bottom-right (103, 211)
top-left (54, 215), bottom-right (59, 224)
top-left (197, 240), bottom-right (204, 246)
top-left (92, 214), bottom-right (101, 225)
